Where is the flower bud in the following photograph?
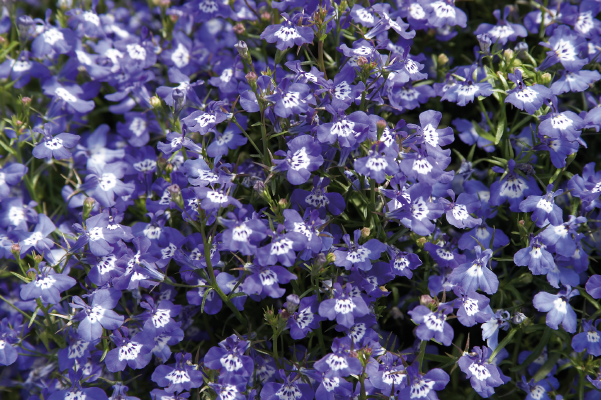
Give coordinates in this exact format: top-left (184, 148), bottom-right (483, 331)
top-left (278, 198), bottom-right (288, 208)
top-left (150, 96), bottom-right (162, 108)
top-left (253, 180), bottom-right (266, 194)
top-left (83, 197), bottom-right (96, 221)
top-left (233, 23), bottom-right (245, 35)
top-left (167, 184), bottom-right (182, 208)
top-left (437, 53), bottom-right (449, 66)
top-left (357, 56), bottom-right (368, 66)
top-left (314, 253), bottom-right (327, 267)
top-left (21, 97), bottom-right (31, 106)
top-left (376, 119), bottom-right (387, 141)
top-left (326, 252), bottom-right (336, 264)
top-left (17, 15), bottom-right (34, 37)
top-left (246, 71), bottom-right (258, 83)
top-left (279, 309), bottom-right (291, 320)
top-left (503, 49), bottom-right (515, 62)
top-left (172, 88), bottom-right (186, 114)
top-left (235, 40), bottom-right (249, 57)
top-left (518, 220), bottom-right (525, 226)
top-left (285, 294), bottom-right (300, 313)
top-left (170, 14), bottom-right (179, 22)
top-left (477, 34), bottom-right (492, 55)
top-left (261, 12), bottom-right (271, 21)
top-left (0, 37), bottom-right (5, 45)
top-left (541, 72), bottom-right (552, 85)
top-left (361, 227), bottom-right (371, 238)
top-left (416, 237), bottom-right (427, 248)
top-left (420, 294), bottom-right (435, 306)
top-left (512, 312), bottom-right (527, 324)
top-left (11, 243), bottom-right (20, 258)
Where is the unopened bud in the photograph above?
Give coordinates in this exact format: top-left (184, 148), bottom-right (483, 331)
top-left (253, 180), bottom-right (265, 194)
top-left (33, 253), bottom-right (43, 264)
top-left (11, 243), bottom-right (20, 257)
top-left (17, 15), bottom-right (34, 37)
top-left (278, 198), bottom-right (288, 208)
top-left (518, 220), bottom-right (525, 226)
top-left (361, 227), bottom-right (371, 238)
top-left (326, 252), bottom-right (336, 264)
top-left (170, 14), bottom-right (179, 22)
top-left (246, 71), bottom-right (258, 84)
top-left (0, 37), bottom-right (5, 45)
top-left (503, 49), bottom-right (515, 62)
top-left (357, 56), bottom-right (368, 66)
top-left (157, 157), bottom-right (168, 172)
top-left (27, 269), bottom-right (36, 279)
top-left (21, 97), bottom-right (31, 106)
top-left (420, 294), bottom-right (435, 306)
top-left (279, 309), bottom-right (291, 320)
top-left (477, 34), bottom-right (492, 55)
top-left (376, 119), bottom-right (387, 141)
top-left (541, 72), bottom-right (552, 85)
top-left (285, 294), bottom-right (300, 313)
top-left (512, 312), bottom-right (527, 324)
top-left (416, 237), bottom-right (427, 248)
top-left (233, 23), bottom-right (245, 35)
top-left (165, 163), bottom-right (174, 175)
top-left (437, 53), bottom-right (449, 66)
top-left (150, 96), bottom-right (162, 108)
top-left (235, 40), bottom-right (249, 57)
top-left (167, 184), bottom-right (181, 197)
top-left (314, 253), bottom-right (327, 267)
top-left (83, 197), bottom-right (96, 221)
top-left (16, 120), bottom-right (23, 126)
top-left (261, 12), bottom-right (271, 21)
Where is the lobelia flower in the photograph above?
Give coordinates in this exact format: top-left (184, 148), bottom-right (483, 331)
top-left (420, 0), bottom-right (467, 28)
top-left (551, 70), bottom-right (601, 95)
top-left (538, 25), bottom-right (588, 72)
top-left (117, 112), bottom-right (160, 148)
top-left (408, 304), bottom-right (454, 346)
top-left (71, 212), bottom-right (124, 257)
top-left (194, 182), bottom-right (243, 211)
top-left (481, 310), bottom-right (510, 350)
top-left (533, 136), bottom-right (580, 168)
top-left (260, 13), bottom-right (314, 51)
top-left (151, 352), bottom-right (203, 393)
top-left (538, 97), bottom-right (585, 142)
top-left (400, 145), bottom-right (453, 186)
top-left (158, 68), bottom-right (204, 107)
top-left (314, 337), bottom-right (362, 377)
top-left (47, 369), bottom-right (108, 400)
top-left (533, 286), bottom-right (579, 333)
top-left (14, 213), bottom-right (56, 262)
top-left (82, 162), bottom-right (135, 208)
top-left (260, 369), bottom-right (314, 400)
top-left (333, 230), bottom-right (386, 271)
top-left (71, 288), bottom-right (124, 341)
top-left (399, 363), bottom-right (450, 400)
top-left (407, 110), bottom-right (454, 159)
top-left (441, 65), bottom-right (493, 106)
top-left (209, 375), bottom-right (248, 400)
top-left (31, 18), bottom-right (75, 58)
top-left (0, 197), bottom-right (38, 230)
top-left (474, 6), bottom-right (528, 45)
top-left (514, 234), bottom-right (556, 275)
top-left (283, 208), bottom-right (332, 259)
top-left (517, 376), bottom-right (559, 400)
top-left (365, 3), bottom-right (416, 39)
top-left (0, 318), bottom-right (19, 366)
top-left (572, 319), bottom-right (601, 356)
top-left (107, 383), bottom-right (139, 400)
top-left (256, 225), bottom-right (308, 267)
top-left (208, 126), bottom-right (248, 160)
top-left (0, 162), bottom-right (26, 201)
top-left (387, 246), bottom-right (422, 279)
top-left (424, 240), bottom-right (465, 269)
top-left (181, 102), bottom-right (229, 136)
top-left (219, 207), bottom-right (268, 256)
top-left (183, 157), bottom-right (222, 187)
top-left (354, 143), bottom-right (400, 184)
top-left (505, 69), bottom-right (553, 115)
top-left (387, 46), bottom-right (428, 84)
top-left (519, 184), bottom-right (564, 228)
top-left (458, 220), bottom-right (510, 251)
top-left (319, 283), bottom-right (370, 328)
top-left (311, 370), bottom-right (354, 400)
top-left (452, 287), bottom-right (491, 327)
top-left (388, 182), bottom-right (445, 236)
top-left (291, 176), bottom-right (346, 217)
top-left (370, 353), bottom-right (408, 397)
top-left (350, 4), bottom-right (380, 28)
top-left (57, 335), bottom-right (99, 372)
top-left (138, 297), bottom-right (182, 333)
top-left (318, 66), bottom-right (365, 112)
top-left (20, 264), bottom-right (76, 304)
top-left (104, 327), bottom-right (155, 372)
top-left (242, 263), bottom-right (297, 299)
top-left (272, 135), bottom-right (324, 185)
top-left (32, 125), bottom-right (80, 160)
top-left (287, 294), bottom-right (325, 339)
top-left (43, 77), bottom-right (96, 114)
top-left (439, 189), bottom-right (482, 229)
top-left (157, 130), bottom-right (204, 156)
top-left (185, 275), bottom-right (222, 314)
top-left (458, 346), bottom-right (510, 398)
top-left (204, 334), bottom-right (255, 378)
top-left (0, 51), bottom-right (50, 89)
top-left (490, 159), bottom-right (542, 212)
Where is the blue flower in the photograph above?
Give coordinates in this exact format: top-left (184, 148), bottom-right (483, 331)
top-left (20, 263), bottom-right (75, 304)
top-left (70, 288), bottom-right (124, 341)
top-left (519, 184), bottom-right (564, 227)
top-left (442, 65), bottom-right (493, 106)
top-left (47, 369), bottom-right (108, 400)
top-left (104, 327), bottom-right (154, 372)
top-left (452, 287), bottom-right (491, 327)
top-left (490, 159), bottom-right (542, 212)
top-left (0, 318), bottom-right (18, 366)
top-left (399, 363), bottom-right (450, 400)
top-left (505, 69), bottom-right (552, 115)
top-left (314, 337), bottom-right (362, 377)
top-left (450, 246), bottom-right (498, 294)
top-left (272, 135), bottom-right (324, 185)
top-left (439, 189), bottom-right (482, 229)
top-left (286, 294), bottom-right (325, 340)
top-left (204, 334), bottom-right (254, 378)
top-left (408, 304), bottom-right (454, 346)
top-left (260, 13), bottom-right (315, 51)
top-left (260, 369), bottom-right (314, 400)
top-left (481, 310), bottom-right (510, 350)
top-left (514, 234), bottom-right (556, 275)
top-left (319, 282), bottom-right (370, 328)
top-left (365, 3), bottom-right (416, 39)
top-left (533, 286), bottom-right (579, 333)
top-left (151, 352), bottom-right (204, 393)
top-left (457, 346), bottom-right (510, 397)
top-left (539, 25), bottom-right (588, 72)
top-left (474, 6), bottom-right (528, 45)
top-left (572, 319), bottom-right (601, 356)
top-left (242, 263), bottom-right (297, 299)
top-left (333, 230), bottom-right (386, 271)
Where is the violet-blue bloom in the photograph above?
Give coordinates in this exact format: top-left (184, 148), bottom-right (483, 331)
top-left (333, 230), bottom-right (386, 271)
top-left (408, 304), bottom-right (454, 346)
top-left (533, 286), bottom-right (579, 333)
top-left (272, 135), bottom-right (324, 185)
top-left (70, 288), bottom-right (124, 341)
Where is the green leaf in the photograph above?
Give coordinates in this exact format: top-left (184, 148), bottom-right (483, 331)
top-left (495, 118), bottom-right (506, 145)
top-left (489, 327), bottom-right (518, 362)
top-left (532, 350), bottom-right (562, 382)
top-left (10, 271), bottom-right (31, 283)
top-left (510, 327), bottom-right (552, 372)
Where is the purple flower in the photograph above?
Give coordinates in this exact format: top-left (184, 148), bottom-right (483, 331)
top-left (514, 234), bottom-right (556, 275)
top-left (32, 124), bottom-right (80, 160)
top-left (505, 69), bottom-right (552, 115)
top-left (519, 184), bottom-right (564, 228)
top-left (283, 209), bottom-right (332, 258)
top-left (82, 162), bottom-right (135, 208)
top-left (534, 136), bottom-right (580, 169)
top-left (365, 3), bottom-right (416, 39)
top-left (533, 286), bottom-right (579, 333)
top-left (47, 370), bottom-right (108, 400)
top-left (474, 6), bottom-right (527, 45)
top-left (208, 126), bottom-right (248, 160)
top-left (586, 275), bottom-right (601, 299)
top-left (481, 310), bottom-right (510, 350)
top-left (388, 182), bottom-right (445, 236)
top-left (104, 327), bottom-right (154, 372)
top-left (242, 263), bottom-right (297, 299)
top-left (551, 70), bottom-right (601, 95)
top-left (439, 189), bottom-right (482, 229)
top-left (157, 130), bottom-right (204, 156)
top-left (333, 230), bottom-right (386, 271)
top-left (185, 276), bottom-right (222, 314)
top-left (287, 294), bottom-right (325, 339)
top-left (151, 352), bottom-right (204, 393)
top-left (458, 346), bottom-right (509, 398)
top-left (204, 334), bottom-right (254, 378)
top-left (517, 376), bottom-right (559, 400)
top-left (138, 297), bottom-right (181, 333)
top-left (319, 283), bottom-right (370, 328)
top-left (71, 289), bottom-right (124, 341)
top-left (117, 112), bottom-right (159, 148)
top-left (399, 364), bottom-right (450, 400)
top-left (0, 162), bottom-right (26, 201)
top-left (539, 25), bottom-right (588, 72)
top-left (387, 246), bottom-right (422, 279)
top-left (20, 263), bottom-right (75, 304)
top-left (450, 246), bottom-right (497, 294)
top-left (314, 337), bottom-right (362, 377)
top-left (260, 369), bottom-right (314, 400)
top-left (490, 159), bottom-right (542, 212)
top-left (538, 97), bottom-right (584, 142)
top-left (31, 22), bottom-right (74, 58)
top-left (453, 287), bottom-right (491, 327)
top-left (14, 213), bottom-right (56, 262)
top-left (408, 304), bottom-right (454, 346)
top-left (400, 146), bottom-right (452, 185)
top-left (260, 13), bottom-right (314, 50)
top-left (387, 46), bottom-right (428, 84)
top-left (420, 0), bottom-right (467, 28)
top-left (43, 77), bottom-right (96, 114)
top-left (442, 65), bottom-right (493, 106)
top-left (0, 318), bottom-right (19, 366)
top-left (354, 143), bottom-right (400, 184)
top-left (319, 66), bottom-right (365, 112)
top-left (219, 207), bottom-right (268, 256)
top-left (194, 183), bottom-right (242, 211)
top-left (181, 103), bottom-right (229, 136)
top-left (458, 221), bottom-right (510, 251)
top-left (272, 135), bottom-right (324, 185)
top-left (256, 225), bottom-right (308, 267)
top-left (291, 176), bottom-right (346, 217)
top-left (572, 319), bottom-right (601, 356)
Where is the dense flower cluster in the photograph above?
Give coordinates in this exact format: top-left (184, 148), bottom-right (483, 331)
top-left (1, 0), bottom-right (601, 399)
